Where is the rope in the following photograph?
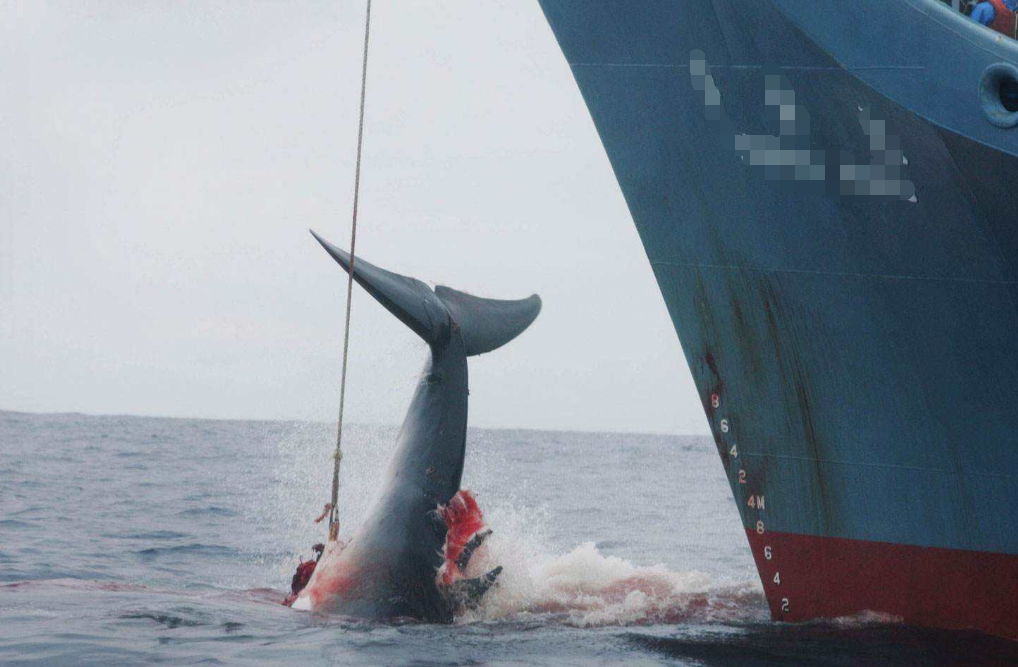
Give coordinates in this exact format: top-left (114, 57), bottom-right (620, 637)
top-left (328, 0), bottom-right (373, 542)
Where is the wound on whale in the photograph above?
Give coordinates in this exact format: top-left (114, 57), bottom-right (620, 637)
top-left (288, 230), bottom-right (541, 622)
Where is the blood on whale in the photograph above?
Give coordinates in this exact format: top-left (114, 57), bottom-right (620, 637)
top-left (437, 490), bottom-right (487, 586)
top-left (285, 490), bottom-right (489, 605)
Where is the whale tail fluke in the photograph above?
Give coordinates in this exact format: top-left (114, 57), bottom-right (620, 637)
top-left (310, 230), bottom-right (540, 353)
top-left (434, 286), bottom-right (540, 356)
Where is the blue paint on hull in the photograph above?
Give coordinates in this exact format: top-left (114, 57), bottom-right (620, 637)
top-left (535, 0), bottom-right (1018, 621)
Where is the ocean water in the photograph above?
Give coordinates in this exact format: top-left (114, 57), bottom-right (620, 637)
top-left (2, 410), bottom-right (1017, 667)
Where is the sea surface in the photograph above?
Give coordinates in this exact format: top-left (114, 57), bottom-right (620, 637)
top-left (2, 410), bottom-right (1017, 666)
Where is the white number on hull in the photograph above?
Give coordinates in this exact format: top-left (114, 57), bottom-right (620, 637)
top-left (747, 495), bottom-right (765, 509)
top-left (711, 393), bottom-right (720, 408)
top-left (773, 572), bottom-right (781, 585)
top-left (739, 469), bottom-right (747, 484)
top-left (756, 520), bottom-right (765, 534)
top-left (720, 419), bottom-right (729, 433)
top-left (781, 598), bottom-right (790, 613)
top-left (764, 546), bottom-right (772, 560)
top-left (730, 444), bottom-right (738, 458)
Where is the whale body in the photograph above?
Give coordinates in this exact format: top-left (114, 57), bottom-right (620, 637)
top-left (292, 230), bottom-right (541, 622)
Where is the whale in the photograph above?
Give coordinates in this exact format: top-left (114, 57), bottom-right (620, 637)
top-left (291, 230), bottom-right (541, 622)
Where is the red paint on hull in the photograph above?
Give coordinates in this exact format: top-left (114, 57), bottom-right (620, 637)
top-left (746, 529), bottom-right (1018, 639)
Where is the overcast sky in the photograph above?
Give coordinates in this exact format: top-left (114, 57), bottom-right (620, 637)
top-left (1, 1), bottom-right (708, 434)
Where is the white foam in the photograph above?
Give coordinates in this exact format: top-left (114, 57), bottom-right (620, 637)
top-left (454, 498), bottom-right (763, 627)
top-left (830, 609), bottom-right (904, 627)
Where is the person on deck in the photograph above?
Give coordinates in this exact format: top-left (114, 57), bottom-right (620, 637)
top-left (971, 0), bottom-right (1018, 37)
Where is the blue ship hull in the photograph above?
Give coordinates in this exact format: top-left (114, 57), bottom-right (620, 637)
top-left (536, 0), bottom-right (1018, 637)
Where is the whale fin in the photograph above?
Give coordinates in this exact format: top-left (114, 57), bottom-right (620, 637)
top-left (455, 528), bottom-right (492, 571)
top-left (443, 565), bottom-right (503, 611)
top-left (310, 230), bottom-right (443, 343)
top-left (311, 230), bottom-right (540, 354)
top-left (435, 287), bottom-right (541, 357)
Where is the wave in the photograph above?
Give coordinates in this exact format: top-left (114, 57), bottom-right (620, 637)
top-left (1, 578), bottom-right (153, 593)
top-left (828, 610), bottom-right (904, 627)
top-left (135, 543), bottom-right (236, 559)
top-left (103, 530), bottom-right (191, 540)
top-left (0, 519), bottom-right (34, 529)
top-left (176, 507), bottom-right (238, 518)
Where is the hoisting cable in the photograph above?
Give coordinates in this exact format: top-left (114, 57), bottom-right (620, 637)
top-left (327, 0), bottom-right (373, 543)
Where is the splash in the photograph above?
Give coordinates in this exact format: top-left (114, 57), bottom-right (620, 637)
top-left (265, 421), bottom-right (399, 581)
top-left (460, 541), bottom-right (761, 627)
top-left (453, 497), bottom-right (765, 627)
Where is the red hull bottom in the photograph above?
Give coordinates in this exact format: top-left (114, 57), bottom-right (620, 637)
top-left (746, 529), bottom-right (1018, 639)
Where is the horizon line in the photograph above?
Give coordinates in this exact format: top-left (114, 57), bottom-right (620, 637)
top-left (0, 407), bottom-right (710, 439)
